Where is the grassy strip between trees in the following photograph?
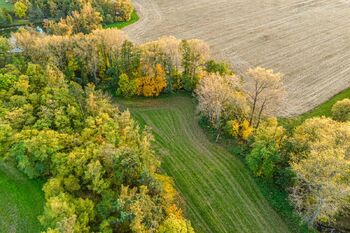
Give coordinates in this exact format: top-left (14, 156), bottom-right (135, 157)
top-left (104, 10), bottom-right (139, 29)
top-left (280, 87), bottom-right (350, 130)
top-left (0, 161), bottom-right (44, 232)
top-left (118, 93), bottom-right (293, 233)
top-left (199, 111), bottom-right (314, 233)
top-left (251, 177), bottom-right (314, 233)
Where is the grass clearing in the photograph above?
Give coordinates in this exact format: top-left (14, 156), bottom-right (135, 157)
top-left (118, 94), bottom-right (292, 233)
top-left (0, 0), bottom-right (13, 10)
top-left (0, 161), bottom-right (44, 232)
top-left (104, 10), bottom-right (139, 29)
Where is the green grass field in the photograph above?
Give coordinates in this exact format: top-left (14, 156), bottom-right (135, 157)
top-left (0, 161), bottom-right (44, 232)
top-left (104, 10), bottom-right (139, 29)
top-left (0, 0), bottom-right (13, 10)
top-left (119, 94), bottom-right (292, 233)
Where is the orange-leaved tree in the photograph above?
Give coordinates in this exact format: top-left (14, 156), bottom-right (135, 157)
top-left (136, 64), bottom-right (167, 97)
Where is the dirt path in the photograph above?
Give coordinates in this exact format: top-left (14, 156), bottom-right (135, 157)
top-left (124, 0), bottom-right (350, 116)
top-left (120, 95), bottom-right (292, 233)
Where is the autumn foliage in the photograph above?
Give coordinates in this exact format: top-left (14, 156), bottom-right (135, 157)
top-left (331, 98), bottom-right (350, 122)
top-left (4, 23), bottom-right (349, 232)
top-left (135, 64), bottom-right (167, 97)
top-left (14, 31), bottom-right (211, 98)
top-left (289, 117), bottom-right (350, 225)
top-left (0, 62), bottom-right (194, 232)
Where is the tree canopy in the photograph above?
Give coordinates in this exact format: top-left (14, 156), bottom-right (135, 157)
top-left (0, 58), bottom-right (194, 232)
top-left (289, 117), bottom-right (350, 226)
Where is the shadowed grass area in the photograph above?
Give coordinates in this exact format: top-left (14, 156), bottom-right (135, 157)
top-left (0, 161), bottom-right (44, 232)
top-left (118, 94), bottom-right (292, 233)
top-left (104, 10), bottom-right (139, 29)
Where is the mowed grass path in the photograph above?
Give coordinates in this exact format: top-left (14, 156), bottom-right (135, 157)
top-left (0, 162), bottom-right (44, 232)
top-left (119, 94), bottom-right (291, 233)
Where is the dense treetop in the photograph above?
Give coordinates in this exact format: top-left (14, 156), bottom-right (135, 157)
top-left (0, 31), bottom-right (194, 232)
top-left (0, 0), bottom-right (133, 32)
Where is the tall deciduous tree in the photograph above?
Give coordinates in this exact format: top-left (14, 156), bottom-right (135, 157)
top-left (195, 73), bottom-right (249, 141)
top-left (114, 0), bottom-right (134, 21)
top-left (136, 64), bottom-right (167, 97)
top-left (246, 67), bottom-right (285, 128)
top-left (181, 39), bottom-right (210, 91)
top-left (141, 36), bottom-right (182, 73)
top-left (159, 215), bottom-right (195, 233)
top-left (117, 73), bottom-right (136, 97)
top-left (290, 117), bottom-right (350, 226)
top-left (45, 3), bottom-right (102, 35)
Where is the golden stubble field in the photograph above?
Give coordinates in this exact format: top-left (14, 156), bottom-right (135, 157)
top-left (124, 0), bottom-right (350, 116)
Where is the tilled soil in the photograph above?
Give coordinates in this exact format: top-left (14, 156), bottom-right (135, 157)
top-left (124, 0), bottom-right (350, 116)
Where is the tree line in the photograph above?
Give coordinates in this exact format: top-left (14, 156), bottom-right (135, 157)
top-left (0, 0), bottom-right (133, 30)
top-left (2, 24), bottom-right (349, 231)
top-left (194, 62), bottom-right (350, 230)
top-left (0, 30), bottom-right (195, 232)
top-left (13, 28), bottom-right (217, 96)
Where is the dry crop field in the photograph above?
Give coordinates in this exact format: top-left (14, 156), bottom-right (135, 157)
top-left (125, 0), bottom-right (350, 116)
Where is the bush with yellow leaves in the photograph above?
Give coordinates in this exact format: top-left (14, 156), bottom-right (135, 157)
top-left (136, 64), bottom-right (167, 97)
top-left (227, 119), bottom-right (253, 141)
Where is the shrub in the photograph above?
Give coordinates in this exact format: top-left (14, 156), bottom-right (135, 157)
top-left (0, 9), bottom-right (13, 27)
top-left (226, 119), bottom-right (253, 141)
top-left (246, 118), bottom-right (286, 180)
top-left (116, 73), bottom-right (137, 97)
top-left (114, 0), bottom-right (133, 22)
top-left (331, 98), bottom-right (350, 122)
top-left (14, 1), bottom-right (28, 18)
top-left (205, 60), bottom-right (233, 75)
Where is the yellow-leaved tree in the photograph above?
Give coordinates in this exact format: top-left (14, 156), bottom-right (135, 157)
top-left (136, 64), bottom-right (167, 97)
top-left (227, 119), bottom-right (253, 141)
top-left (331, 98), bottom-right (350, 122)
top-left (195, 73), bottom-right (250, 141)
top-left (290, 117), bottom-right (350, 226)
top-left (246, 67), bottom-right (285, 128)
top-left (158, 215), bottom-right (195, 233)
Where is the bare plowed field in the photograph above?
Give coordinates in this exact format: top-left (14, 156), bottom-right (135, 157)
top-left (124, 0), bottom-right (350, 116)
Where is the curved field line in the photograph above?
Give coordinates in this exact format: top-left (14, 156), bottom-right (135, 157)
top-left (124, 0), bottom-right (350, 116)
top-left (120, 95), bottom-right (291, 233)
